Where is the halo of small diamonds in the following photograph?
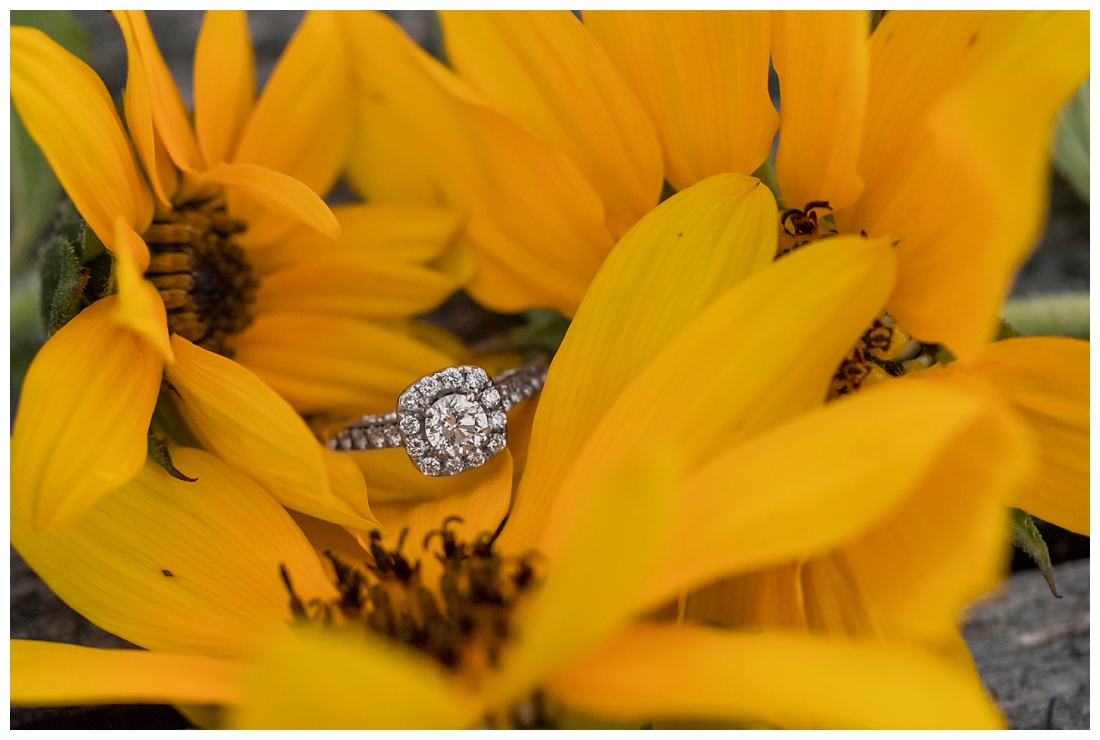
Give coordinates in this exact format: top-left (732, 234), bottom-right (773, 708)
top-left (397, 365), bottom-right (509, 477)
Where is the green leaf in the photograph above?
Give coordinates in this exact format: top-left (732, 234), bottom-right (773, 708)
top-left (751, 156), bottom-right (784, 211)
top-left (1002, 293), bottom-right (1089, 340)
top-left (9, 12), bottom-right (91, 269)
top-left (1009, 507), bottom-right (1060, 598)
top-left (147, 430), bottom-right (198, 483)
top-left (80, 221), bottom-right (107, 264)
top-left (472, 308), bottom-right (571, 361)
top-left (1053, 79), bottom-right (1089, 202)
top-left (993, 317), bottom-right (1021, 342)
top-left (152, 383), bottom-right (204, 449)
top-left (658, 179), bottom-right (678, 205)
top-left (931, 344), bottom-right (956, 365)
top-left (39, 231), bottom-right (89, 338)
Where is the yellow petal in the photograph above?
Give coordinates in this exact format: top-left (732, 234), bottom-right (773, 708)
top-left (684, 563), bottom-right (809, 631)
top-left (834, 379), bottom-right (1033, 643)
top-left (11, 297), bottom-right (163, 531)
top-left (316, 447), bottom-right (382, 531)
top-left (164, 336), bottom-right (334, 518)
top-left (683, 377), bottom-right (1034, 647)
top-left (501, 173), bottom-right (775, 550)
top-left (772, 11), bottom-right (867, 210)
top-left (967, 337), bottom-right (1089, 535)
top-left (112, 11), bottom-right (204, 172)
top-left (231, 313), bottom-right (456, 417)
top-left (849, 11), bottom-right (1089, 359)
top-left (342, 10), bottom-right (612, 315)
top-left (10, 26), bottom-right (152, 244)
top-left (203, 161), bottom-right (340, 240)
top-left (441, 10), bottom-right (663, 239)
top-left (117, 13), bottom-right (174, 212)
top-left (12, 448), bottom-right (335, 657)
top-left (246, 202), bottom-right (467, 319)
top-left (641, 379), bottom-right (996, 608)
top-left (488, 454), bottom-right (676, 708)
top-left (112, 216), bottom-right (174, 362)
top-left (228, 11), bottom-right (351, 247)
top-left (12, 640), bottom-right (243, 707)
top-left (288, 509), bottom-right (375, 565)
top-left (548, 624), bottom-right (1003, 729)
top-left (797, 553), bottom-right (876, 636)
top-left (232, 627), bottom-right (479, 729)
top-left (504, 233), bottom-right (893, 553)
top-left (584, 10), bottom-right (777, 190)
top-left (368, 450), bottom-right (512, 537)
top-left (247, 203), bottom-right (463, 276)
top-left (159, 344), bottom-right (378, 531)
top-left (350, 445), bottom-right (509, 506)
top-left (253, 253), bottom-right (460, 321)
top-left (232, 11), bottom-right (350, 200)
top-left (502, 386), bottom-right (540, 487)
top-left (194, 10), bottom-right (255, 166)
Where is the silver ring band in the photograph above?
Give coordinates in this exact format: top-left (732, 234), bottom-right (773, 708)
top-left (325, 364), bottom-right (546, 476)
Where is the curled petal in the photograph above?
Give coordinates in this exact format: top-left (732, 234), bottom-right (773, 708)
top-left (164, 337), bottom-right (332, 519)
top-left (112, 10), bottom-right (204, 172)
top-left (10, 26), bottom-right (152, 243)
top-left (112, 217), bottom-right (174, 362)
top-left (12, 298), bottom-right (163, 531)
top-left (203, 162), bottom-right (340, 240)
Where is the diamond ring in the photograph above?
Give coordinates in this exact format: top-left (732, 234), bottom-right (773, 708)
top-left (325, 364), bottom-right (547, 476)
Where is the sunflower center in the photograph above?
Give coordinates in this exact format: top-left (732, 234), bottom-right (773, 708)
top-left (280, 517), bottom-right (541, 683)
top-left (142, 195), bottom-right (258, 357)
top-left (775, 200), bottom-right (939, 400)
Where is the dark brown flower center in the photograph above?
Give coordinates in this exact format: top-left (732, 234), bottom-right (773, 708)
top-left (142, 195), bottom-right (258, 357)
top-left (281, 517), bottom-right (542, 680)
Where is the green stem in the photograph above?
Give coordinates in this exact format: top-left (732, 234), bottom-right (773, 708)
top-left (1002, 293), bottom-right (1089, 340)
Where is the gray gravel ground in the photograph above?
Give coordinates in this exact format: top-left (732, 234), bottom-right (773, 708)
top-left (11, 10), bottom-right (1090, 730)
top-left (964, 560), bottom-right (1090, 729)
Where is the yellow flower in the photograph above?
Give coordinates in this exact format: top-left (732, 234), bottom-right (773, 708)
top-left (10, 11), bottom-right (467, 531)
top-left (342, 10), bottom-right (1089, 537)
top-left (12, 177), bottom-right (1028, 728)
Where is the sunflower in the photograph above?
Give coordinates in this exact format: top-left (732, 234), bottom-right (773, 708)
top-left (11, 11), bottom-right (468, 532)
top-left (341, 10), bottom-right (1088, 538)
top-left (14, 175), bottom-right (1030, 728)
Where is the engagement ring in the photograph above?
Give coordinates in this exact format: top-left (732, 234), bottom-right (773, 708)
top-left (325, 364), bottom-right (547, 476)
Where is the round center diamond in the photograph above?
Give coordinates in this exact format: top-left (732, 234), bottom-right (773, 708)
top-left (424, 394), bottom-right (490, 457)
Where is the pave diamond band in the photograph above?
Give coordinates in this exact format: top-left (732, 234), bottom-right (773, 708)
top-left (325, 364), bottom-right (546, 476)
